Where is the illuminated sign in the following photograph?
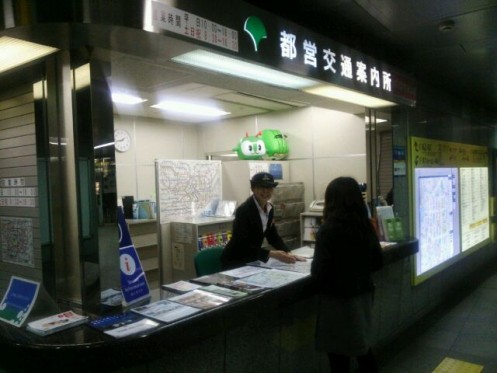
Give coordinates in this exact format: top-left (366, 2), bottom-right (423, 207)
top-left (242, 15), bottom-right (414, 105)
top-left (244, 16), bottom-right (267, 51)
top-left (278, 29), bottom-right (392, 93)
top-left (410, 137), bottom-right (490, 285)
top-left (148, 1), bottom-right (415, 105)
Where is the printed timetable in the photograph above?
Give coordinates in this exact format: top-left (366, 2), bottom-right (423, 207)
top-left (459, 167), bottom-right (489, 252)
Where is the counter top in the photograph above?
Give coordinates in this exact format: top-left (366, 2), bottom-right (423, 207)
top-left (381, 237), bottom-right (419, 265)
top-left (0, 239), bottom-right (417, 372)
top-left (0, 277), bottom-right (310, 372)
top-left (169, 216), bottom-right (235, 225)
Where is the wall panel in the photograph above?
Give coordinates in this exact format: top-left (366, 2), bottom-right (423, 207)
top-left (0, 85), bottom-right (41, 295)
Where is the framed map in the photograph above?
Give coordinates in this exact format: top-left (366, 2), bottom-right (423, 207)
top-left (410, 137), bottom-right (490, 285)
top-left (155, 159), bottom-right (222, 223)
top-left (1, 217), bottom-right (34, 267)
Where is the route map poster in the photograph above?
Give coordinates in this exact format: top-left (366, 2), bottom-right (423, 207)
top-left (460, 167), bottom-right (489, 252)
top-left (0, 217), bottom-right (34, 267)
top-left (414, 167), bottom-right (460, 277)
top-left (155, 160), bottom-right (222, 223)
top-left (410, 137), bottom-right (489, 284)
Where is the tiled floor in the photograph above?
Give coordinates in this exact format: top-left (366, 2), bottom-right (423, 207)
top-left (378, 270), bottom-right (497, 372)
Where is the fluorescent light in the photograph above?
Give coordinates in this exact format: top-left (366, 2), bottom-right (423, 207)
top-left (173, 50), bottom-right (397, 108)
top-left (33, 80), bottom-right (47, 99)
top-left (171, 50), bottom-right (317, 89)
top-left (151, 100), bottom-right (230, 117)
top-left (365, 117), bottom-right (387, 124)
top-left (305, 85), bottom-right (396, 108)
top-left (49, 137), bottom-right (67, 146)
top-left (74, 64), bottom-right (91, 90)
top-left (112, 93), bottom-right (147, 105)
top-left (0, 36), bottom-right (58, 74)
top-left (94, 142), bottom-right (115, 150)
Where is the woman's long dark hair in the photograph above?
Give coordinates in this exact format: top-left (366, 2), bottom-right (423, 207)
top-left (322, 177), bottom-right (371, 232)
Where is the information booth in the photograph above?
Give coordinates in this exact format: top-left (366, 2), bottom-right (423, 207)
top-left (2, 1), bottom-right (496, 372)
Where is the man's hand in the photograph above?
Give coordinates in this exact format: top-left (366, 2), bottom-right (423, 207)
top-left (269, 250), bottom-right (306, 264)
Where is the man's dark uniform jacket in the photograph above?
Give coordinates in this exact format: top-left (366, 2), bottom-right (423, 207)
top-left (220, 196), bottom-right (289, 270)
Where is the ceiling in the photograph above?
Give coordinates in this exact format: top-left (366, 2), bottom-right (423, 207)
top-left (109, 49), bottom-right (370, 123)
top-left (3, 1), bottom-right (497, 126)
top-left (111, 0), bottom-right (497, 124)
top-left (111, 52), bottom-right (305, 122)
top-left (244, 0), bottom-right (497, 113)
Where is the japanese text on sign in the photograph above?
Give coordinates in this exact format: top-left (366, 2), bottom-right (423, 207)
top-left (280, 30), bottom-right (392, 92)
top-left (151, 2), bottom-right (238, 52)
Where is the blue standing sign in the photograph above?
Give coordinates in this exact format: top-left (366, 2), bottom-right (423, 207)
top-left (117, 206), bottom-right (150, 306)
top-left (0, 276), bottom-right (40, 327)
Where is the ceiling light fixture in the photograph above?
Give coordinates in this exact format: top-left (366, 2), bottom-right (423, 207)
top-left (33, 80), bottom-right (47, 100)
top-left (172, 49), bottom-right (397, 109)
top-left (94, 142), bottom-right (115, 150)
top-left (151, 100), bottom-right (230, 117)
top-left (74, 64), bottom-right (91, 90)
top-left (171, 50), bottom-right (318, 89)
top-left (365, 117), bottom-right (387, 124)
top-left (112, 92), bottom-right (148, 105)
top-left (0, 36), bottom-right (58, 74)
top-left (305, 85), bottom-right (396, 108)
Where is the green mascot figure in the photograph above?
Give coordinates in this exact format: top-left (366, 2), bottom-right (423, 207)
top-left (233, 129), bottom-right (289, 160)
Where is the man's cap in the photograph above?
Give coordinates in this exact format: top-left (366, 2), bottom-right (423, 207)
top-left (250, 172), bottom-right (278, 188)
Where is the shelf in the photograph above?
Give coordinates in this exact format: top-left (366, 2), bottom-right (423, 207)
top-left (141, 257), bottom-right (159, 271)
top-left (300, 212), bottom-right (322, 247)
top-left (127, 219), bottom-right (159, 290)
top-left (133, 233), bottom-right (157, 248)
top-left (170, 218), bottom-right (234, 281)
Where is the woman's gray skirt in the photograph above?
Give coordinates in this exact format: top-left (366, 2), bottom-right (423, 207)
top-left (315, 292), bottom-right (374, 356)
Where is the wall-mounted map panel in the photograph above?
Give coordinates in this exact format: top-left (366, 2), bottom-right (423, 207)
top-left (155, 160), bottom-right (222, 224)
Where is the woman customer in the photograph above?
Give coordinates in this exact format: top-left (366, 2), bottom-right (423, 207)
top-left (311, 176), bottom-right (383, 372)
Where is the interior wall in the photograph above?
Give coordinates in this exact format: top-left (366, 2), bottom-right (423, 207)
top-left (378, 130), bottom-right (393, 198)
top-left (114, 115), bottom-right (200, 201)
top-left (0, 85), bottom-right (40, 295)
top-left (115, 106), bottom-right (366, 209)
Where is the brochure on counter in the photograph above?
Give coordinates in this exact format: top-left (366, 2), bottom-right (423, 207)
top-left (220, 265), bottom-right (270, 278)
top-left (100, 288), bottom-right (123, 306)
top-left (26, 310), bottom-right (88, 336)
top-left (191, 272), bottom-right (267, 294)
top-left (234, 268), bottom-right (308, 289)
top-left (169, 289), bottom-right (231, 310)
top-left (241, 247), bottom-right (314, 274)
top-left (200, 284), bottom-right (248, 299)
top-left (191, 273), bottom-right (238, 286)
top-left (219, 281), bottom-right (267, 294)
top-left (131, 300), bottom-right (201, 323)
top-left (161, 280), bottom-right (203, 294)
top-left (89, 312), bottom-right (159, 339)
top-left (250, 258), bottom-right (313, 274)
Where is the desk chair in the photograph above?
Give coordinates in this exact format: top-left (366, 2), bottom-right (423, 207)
top-left (194, 247), bottom-right (224, 276)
